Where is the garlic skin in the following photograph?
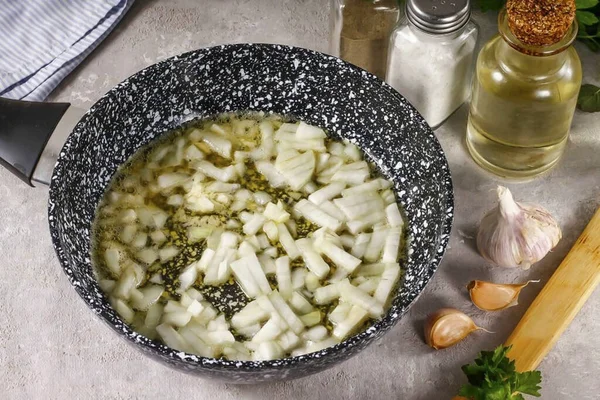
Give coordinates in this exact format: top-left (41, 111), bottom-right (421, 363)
top-left (477, 186), bottom-right (562, 269)
top-left (424, 308), bottom-right (487, 350)
top-left (468, 280), bottom-right (538, 311)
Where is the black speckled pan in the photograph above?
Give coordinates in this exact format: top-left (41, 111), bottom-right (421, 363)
top-left (46, 44), bottom-right (453, 383)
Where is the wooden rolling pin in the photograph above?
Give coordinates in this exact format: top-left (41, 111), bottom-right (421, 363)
top-left (505, 207), bottom-right (600, 372)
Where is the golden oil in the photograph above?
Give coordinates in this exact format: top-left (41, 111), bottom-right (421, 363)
top-left (466, 10), bottom-right (582, 179)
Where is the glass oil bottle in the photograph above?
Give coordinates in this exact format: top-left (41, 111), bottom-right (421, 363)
top-left (466, 8), bottom-right (582, 179)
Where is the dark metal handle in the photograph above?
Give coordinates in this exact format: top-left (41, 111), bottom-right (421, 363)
top-left (0, 97), bottom-right (70, 186)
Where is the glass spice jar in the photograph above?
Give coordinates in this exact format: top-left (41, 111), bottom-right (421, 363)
top-left (386, 0), bottom-right (479, 129)
top-left (466, 5), bottom-right (582, 179)
top-left (330, 0), bottom-right (400, 79)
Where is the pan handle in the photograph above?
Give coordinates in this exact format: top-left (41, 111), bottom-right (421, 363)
top-left (0, 97), bottom-right (71, 186)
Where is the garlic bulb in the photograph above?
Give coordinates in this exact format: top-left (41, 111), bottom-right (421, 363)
top-left (424, 308), bottom-right (488, 350)
top-left (477, 186), bottom-right (561, 269)
top-left (468, 280), bottom-right (538, 311)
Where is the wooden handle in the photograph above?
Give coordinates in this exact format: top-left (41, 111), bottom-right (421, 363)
top-left (505, 207), bottom-right (600, 372)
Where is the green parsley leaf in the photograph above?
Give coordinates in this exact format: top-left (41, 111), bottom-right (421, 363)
top-left (514, 371), bottom-right (543, 396)
top-left (575, 0), bottom-right (599, 9)
top-left (459, 346), bottom-right (542, 399)
top-left (577, 10), bottom-right (600, 26)
top-left (577, 84), bottom-right (600, 112)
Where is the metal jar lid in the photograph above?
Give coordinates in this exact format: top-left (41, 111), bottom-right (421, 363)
top-left (407, 0), bottom-right (471, 34)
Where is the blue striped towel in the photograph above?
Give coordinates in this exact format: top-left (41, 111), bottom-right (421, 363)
top-left (0, 0), bottom-right (133, 101)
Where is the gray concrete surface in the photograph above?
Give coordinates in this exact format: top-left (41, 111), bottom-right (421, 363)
top-left (1, 1), bottom-right (599, 399)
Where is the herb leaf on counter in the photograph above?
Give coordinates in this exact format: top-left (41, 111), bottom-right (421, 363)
top-left (459, 345), bottom-right (542, 399)
top-left (577, 84), bottom-right (600, 112)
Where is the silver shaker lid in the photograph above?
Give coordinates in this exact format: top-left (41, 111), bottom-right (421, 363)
top-left (407, 0), bottom-right (471, 34)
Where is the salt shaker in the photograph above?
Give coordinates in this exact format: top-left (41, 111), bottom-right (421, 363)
top-left (386, 0), bottom-right (478, 129)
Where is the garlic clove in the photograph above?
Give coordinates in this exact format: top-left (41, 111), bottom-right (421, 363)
top-left (468, 280), bottom-right (539, 311)
top-left (424, 308), bottom-right (488, 350)
top-left (477, 186), bottom-right (562, 269)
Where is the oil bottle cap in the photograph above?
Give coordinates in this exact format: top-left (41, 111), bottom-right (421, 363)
top-left (407, 0), bottom-right (471, 35)
top-left (506, 0), bottom-right (576, 46)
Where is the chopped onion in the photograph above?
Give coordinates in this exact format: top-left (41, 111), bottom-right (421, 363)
top-left (382, 227), bottom-right (402, 263)
top-left (258, 253), bottom-right (277, 275)
top-left (294, 199), bottom-right (342, 231)
top-left (196, 248), bottom-right (215, 272)
top-left (381, 189), bottom-right (396, 205)
top-left (343, 142), bottom-right (362, 161)
top-left (190, 129), bottom-right (232, 158)
top-left (167, 194), bottom-right (184, 207)
top-left (341, 179), bottom-right (383, 198)
top-left (314, 284), bottom-right (340, 305)
top-left (307, 181), bottom-right (345, 205)
top-left (275, 256), bottom-right (292, 299)
top-left (332, 305), bottom-right (369, 341)
top-left (253, 191), bottom-right (272, 205)
top-left (179, 327), bottom-right (213, 357)
top-left (320, 201), bottom-right (347, 222)
top-left (156, 323), bottom-right (189, 352)
top-left (338, 280), bottom-right (383, 318)
top-left (145, 303), bottom-right (164, 328)
top-left (289, 291), bottom-right (314, 314)
top-left (303, 325), bottom-right (328, 342)
top-left (364, 225), bottom-right (388, 263)
top-left (346, 212), bottom-right (386, 235)
top-left (291, 268), bottom-right (307, 290)
top-left (157, 173), bottom-right (189, 190)
top-left (276, 223), bottom-right (300, 260)
top-left (264, 202), bottom-right (290, 223)
top-left (150, 230), bottom-right (167, 245)
top-left (185, 144), bottom-right (205, 161)
top-left (131, 232), bottom-right (148, 248)
top-left (357, 277), bottom-right (380, 294)
top-left (136, 248), bottom-right (159, 265)
top-left (252, 318), bottom-right (283, 343)
top-left (112, 298), bottom-right (135, 323)
top-left (385, 203), bottom-right (404, 228)
top-left (113, 269), bottom-right (137, 300)
top-left (334, 193), bottom-right (384, 221)
top-left (159, 246), bottom-right (179, 262)
top-left (299, 311), bottom-right (322, 327)
top-left (275, 150), bottom-right (316, 191)
top-left (296, 121), bottom-right (326, 139)
top-left (193, 160), bottom-right (236, 182)
top-left (254, 341), bottom-right (284, 361)
top-left (255, 160), bottom-right (287, 188)
top-left (120, 225), bottom-right (137, 244)
top-left (206, 182), bottom-right (240, 193)
top-left (315, 237), bottom-right (361, 273)
top-left (104, 248), bottom-right (122, 276)
top-left (296, 238), bottom-right (330, 279)
top-left (304, 271), bottom-right (321, 291)
top-left (243, 213), bottom-right (266, 235)
top-left (232, 301), bottom-right (270, 329)
top-left (236, 323), bottom-right (261, 338)
top-left (373, 264), bottom-right (401, 305)
top-left (331, 161), bottom-right (369, 185)
top-left (328, 302), bottom-right (352, 325)
top-left (179, 263), bottom-right (198, 292)
top-left (277, 330), bottom-right (301, 351)
top-left (269, 291), bottom-right (305, 334)
top-left (162, 310), bottom-right (192, 327)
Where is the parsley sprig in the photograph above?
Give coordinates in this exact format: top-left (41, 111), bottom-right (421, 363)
top-left (459, 345), bottom-right (542, 400)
